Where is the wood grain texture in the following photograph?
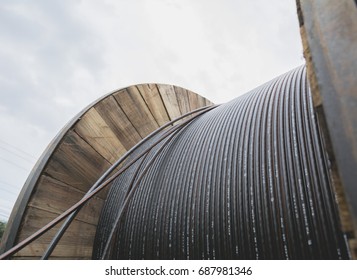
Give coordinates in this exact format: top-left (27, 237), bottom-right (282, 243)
top-left (157, 84), bottom-right (182, 120)
top-left (187, 90), bottom-right (200, 111)
top-left (136, 84), bottom-right (170, 126)
top-left (174, 86), bottom-right (191, 115)
top-left (1, 83), bottom-right (213, 260)
top-left (113, 88), bottom-right (159, 138)
top-left (43, 130), bottom-right (111, 196)
top-left (95, 96), bottom-right (142, 150)
top-left (204, 97), bottom-right (214, 106)
top-left (27, 175), bottom-right (104, 225)
top-left (15, 207), bottom-right (95, 258)
top-left (74, 107), bottom-right (127, 164)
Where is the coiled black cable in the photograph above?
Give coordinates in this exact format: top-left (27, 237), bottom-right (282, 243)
top-left (93, 65), bottom-right (350, 259)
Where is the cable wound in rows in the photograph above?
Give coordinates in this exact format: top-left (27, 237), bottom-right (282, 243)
top-left (92, 65), bottom-right (350, 259)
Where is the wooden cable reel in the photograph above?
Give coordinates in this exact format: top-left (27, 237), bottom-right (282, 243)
top-left (1, 0), bottom-right (356, 259)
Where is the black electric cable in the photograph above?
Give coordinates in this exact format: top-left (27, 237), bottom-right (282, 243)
top-left (93, 65), bottom-right (350, 260)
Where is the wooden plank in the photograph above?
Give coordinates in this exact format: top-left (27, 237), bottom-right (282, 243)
top-left (136, 84), bottom-right (170, 126)
top-left (113, 88), bottom-right (159, 138)
top-left (204, 97), bottom-right (215, 106)
top-left (186, 90), bottom-right (206, 119)
top-left (15, 207), bottom-right (95, 258)
top-left (186, 90), bottom-right (200, 111)
top-left (95, 95), bottom-right (142, 150)
top-left (174, 86), bottom-right (191, 115)
top-left (196, 94), bottom-right (207, 109)
top-left (74, 107), bottom-right (126, 165)
top-left (157, 84), bottom-right (182, 120)
top-left (44, 130), bottom-right (111, 197)
top-left (14, 242), bottom-right (93, 259)
top-left (14, 256), bottom-right (90, 260)
top-left (27, 175), bottom-right (104, 225)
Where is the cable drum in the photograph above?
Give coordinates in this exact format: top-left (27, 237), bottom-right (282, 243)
top-left (92, 65), bottom-right (350, 259)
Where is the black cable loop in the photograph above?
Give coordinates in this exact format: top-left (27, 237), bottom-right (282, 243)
top-left (93, 66), bottom-right (350, 260)
top-left (101, 124), bottom-right (188, 259)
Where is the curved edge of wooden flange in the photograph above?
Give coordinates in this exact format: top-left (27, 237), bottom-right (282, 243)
top-left (0, 84), bottom-right (213, 259)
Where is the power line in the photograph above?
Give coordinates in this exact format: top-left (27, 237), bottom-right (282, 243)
top-left (0, 180), bottom-right (21, 196)
top-left (0, 213), bottom-right (9, 222)
top-left (0, 217), bottom-right (9, 222)
top-left (0, 145), bottom-right (35, 164)
top-left (0, 139), bottom-right (36, 160)
top-left (0, 156), bottom-right (29, 172)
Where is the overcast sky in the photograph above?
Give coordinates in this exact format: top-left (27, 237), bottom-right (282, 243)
top-left (0, 0), bottom-right (303, 221)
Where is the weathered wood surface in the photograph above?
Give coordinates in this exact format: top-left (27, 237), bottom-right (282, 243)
top-left (298, 0), bottom-right (357, 258)
top-left (15, 207), bottom-right (96, 258)
top-left (0, 84), bottom-right (213, 259)
top-left (43, 130), bottom-right (111, 196)
top-left (157, 84), bottom-right (182, 120)
top-left (74, 108), bottom-right (127, 165)
top-left (113, 88), bottom-right (159, 138)
top-left (174, 86), bottom-right (191, 115)
top-left (94, 96), bottom-right (142, 150)
top-left (27, 175), bottom-right (104, 225)
top-left (136, 84), bottom-right (170, 126)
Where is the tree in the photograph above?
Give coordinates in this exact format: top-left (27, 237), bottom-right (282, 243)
top-left (0, 221), bottom-right (7, 242)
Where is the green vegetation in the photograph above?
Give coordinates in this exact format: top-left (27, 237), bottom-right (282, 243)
top-left (0, 221), bottom-right (7, 242)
